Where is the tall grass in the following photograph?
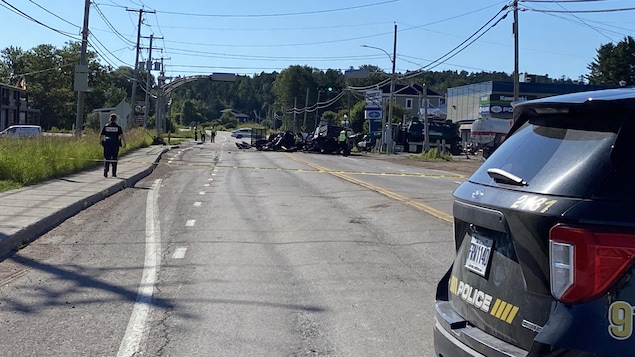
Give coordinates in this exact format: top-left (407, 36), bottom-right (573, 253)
top-left (408, 148), bottom-right (454, 162)
top-left (0, 128), bottom-right (152, 191)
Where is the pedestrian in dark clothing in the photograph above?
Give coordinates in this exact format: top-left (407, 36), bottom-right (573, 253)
top-left (211, 127), bottom-right (216, 143)
top-left (201, 128), bottom-right (206, 143)
top-left (194, 126), bottom-right (198, 141)
top-left (100, 113), bottom-right (126, 177)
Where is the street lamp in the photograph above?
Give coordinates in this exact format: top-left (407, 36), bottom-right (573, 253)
top-left (362, 41), bottom-right (396, 152)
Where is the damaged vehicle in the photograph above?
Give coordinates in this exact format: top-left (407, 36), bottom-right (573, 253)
top-left (304, 123), bottom-right (358, 154)
top-left (234, 129), bottom-right (302, 152)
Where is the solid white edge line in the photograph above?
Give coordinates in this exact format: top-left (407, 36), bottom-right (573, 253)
top-left (117, 179), bottom-right (162, 357)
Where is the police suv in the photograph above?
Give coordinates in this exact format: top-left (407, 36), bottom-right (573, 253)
top-left (434, 88), bottom-right (635, 356)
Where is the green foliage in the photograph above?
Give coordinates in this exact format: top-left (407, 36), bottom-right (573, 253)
top-left (408, 148), bottom-right (454, 162)
top-left (587, 36), bottom-right (635, 86)
top-left (85, 112), bottom-right (101, 131)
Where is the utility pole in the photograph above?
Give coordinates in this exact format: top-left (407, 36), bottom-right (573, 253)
top-left (143, 34), bottom-right (163, 129)
top-left (423, 83), bottom-right (429, 151)
top-left (127, 8), bottom-right (155, 128)
top-left (155, 56), bottom-right (170, 138)
top-left (74, 0), bottom-right (90, 137)
top-left (293, 96), bottom-right (297, 133)
top-left (513, 0), bottom-right (519, 101)
top-left (386, 22), bottom-right (397, 151)
top-left (303, 87), bottom-right (309, 130)
top-left (314, 89), bottom-right (322, 129)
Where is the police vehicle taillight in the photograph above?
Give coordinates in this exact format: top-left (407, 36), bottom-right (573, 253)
top-left (549, 224), bottom-right (635, 304)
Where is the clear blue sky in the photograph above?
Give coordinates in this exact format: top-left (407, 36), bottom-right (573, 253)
top-left (1, 0), bottom-right (634, 82)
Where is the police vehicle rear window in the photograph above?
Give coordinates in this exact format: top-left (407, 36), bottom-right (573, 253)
top-left (469, 105), bottom-right (625, 198)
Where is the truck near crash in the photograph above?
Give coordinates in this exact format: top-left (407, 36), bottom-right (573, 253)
top-left (397, 118), bottom-right (462, 155)
top-left (468, 115), bottom-right (513, 157)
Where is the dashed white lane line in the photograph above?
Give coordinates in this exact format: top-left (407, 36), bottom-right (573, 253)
top-left (186, 219), bottom-right (196, 227)
top-left (193, 201), bottom-right (202, 207)
top-left (117, 179), bottom-right (162, 357)
top-left (172, 247), bottom-right (188, 259)
top-left (198, 191), bottom-right (205, 195)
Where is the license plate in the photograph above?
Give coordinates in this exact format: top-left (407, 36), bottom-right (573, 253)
top-left (465, 234), bottom-right (494, 277)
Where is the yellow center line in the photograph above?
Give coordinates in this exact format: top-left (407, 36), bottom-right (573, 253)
top-left (286, 153), bottom-right (454, 223)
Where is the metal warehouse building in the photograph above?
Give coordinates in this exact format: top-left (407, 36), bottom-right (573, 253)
top-left (446, 80), bottom-right (612, 122)
top-left (445, 80), bottom-right (613, 142)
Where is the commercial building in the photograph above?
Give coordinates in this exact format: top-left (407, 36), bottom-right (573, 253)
top-left (446, 80), bottom-right (613, 141)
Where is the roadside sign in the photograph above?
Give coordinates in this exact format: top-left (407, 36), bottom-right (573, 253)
top-left (365, 90), bottom-right (382, 109)
top-left (345, 69), bottom-right (370, 79)
top-left (365, 109), bottom-right (382, 119)
top-left (210, 72), bottom-right (236, 82)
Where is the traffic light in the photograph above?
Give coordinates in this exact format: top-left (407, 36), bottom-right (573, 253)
top-left (318, 85), bottom-right (342, 93)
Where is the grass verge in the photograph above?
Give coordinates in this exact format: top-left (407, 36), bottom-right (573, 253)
top-left (407, 148), bottom-right (454, 162)
top-left (0, 128), bottom-right (153, 192)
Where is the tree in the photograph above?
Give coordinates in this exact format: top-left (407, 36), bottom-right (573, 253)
top-left (0, 46), bottom-right (27, 83)
top-left (272, 65), bottom-right (317, 110)
top-left (587, 36), bottom-right (635, 86)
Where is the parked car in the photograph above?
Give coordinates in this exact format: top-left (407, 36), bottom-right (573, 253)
top-left (230, 128), bottom-right (252, 139)
top-left (0, 125), bottom-right (42, 138)
top-left (434, 87), bottom-right (635, 357)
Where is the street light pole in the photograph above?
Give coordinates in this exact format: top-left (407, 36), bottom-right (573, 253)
top-left (362, 23), bottom-right (397, 152)
top-left (513, 0), bottom-right (519, 101)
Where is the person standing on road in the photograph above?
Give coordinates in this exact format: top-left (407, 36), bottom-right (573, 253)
top-left (194, 126), bottom-right (198, 141)
top-left (100, 113), bottom-right (126, 177)
top-left (201, 127), bottom-right (206, 143)
top-left (211, 127), bottom-right (216, 143)
top-left (338, 128), bottom-right (350, 157)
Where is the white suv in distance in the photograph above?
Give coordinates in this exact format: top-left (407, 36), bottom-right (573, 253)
top-left (230, 128), bottom-right (252, 139)
top-left (0, 125), bottom-right (42, 138)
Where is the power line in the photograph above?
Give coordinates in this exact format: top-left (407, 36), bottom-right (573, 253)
top-left (27, 0), bottom-right (80, 29)
top-left (89, 33), bottom-right (133, 66)
top-left (404, 4), bottom-right (511, 78)
top-left (126, 0), bottom-right (401, 18)
top-left (92, 2), bottom-right (136, 46)
top-left (0, 0), bottom-right (81, 40)
top-left (526, 6), bottom-right (635, 13)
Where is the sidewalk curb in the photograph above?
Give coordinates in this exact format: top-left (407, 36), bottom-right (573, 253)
top-left (0, 147), bottom-right (170, 259)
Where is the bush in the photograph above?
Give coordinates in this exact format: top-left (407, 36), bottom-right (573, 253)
top-left (408, 148), bottom-right (454, 162)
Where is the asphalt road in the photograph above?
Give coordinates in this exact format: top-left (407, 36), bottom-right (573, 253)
top-left (0, 133), bottom-right (468, 356)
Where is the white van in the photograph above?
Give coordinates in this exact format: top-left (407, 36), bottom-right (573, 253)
top-left (0, 125), bottom-right (42, 138)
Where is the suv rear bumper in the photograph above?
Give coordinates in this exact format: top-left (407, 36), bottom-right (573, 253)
top-left (434, 301), bottom-right (527, 357)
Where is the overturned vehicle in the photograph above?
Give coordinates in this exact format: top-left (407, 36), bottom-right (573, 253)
top-left (234, 128), bottom-right (303, 152)
top-left (234, 124), bottom-right (359, 154)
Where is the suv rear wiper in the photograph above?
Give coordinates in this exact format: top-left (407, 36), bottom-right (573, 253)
top-left (487, 168), bottom-right (528, 186)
